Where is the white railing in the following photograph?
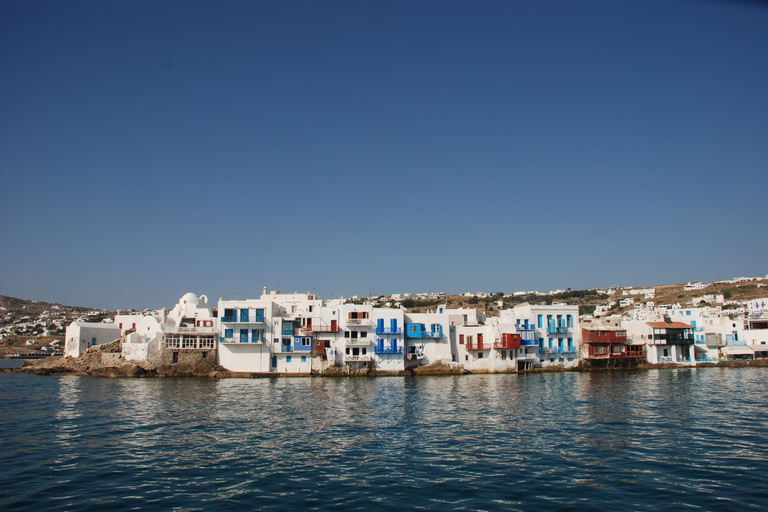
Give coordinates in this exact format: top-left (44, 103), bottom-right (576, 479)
top-left (169, 326), bottom-right (217, 334)
top-left (345, 339), bottom-right (371, 346)
top-left (344, 354), bottom-right (371, 362)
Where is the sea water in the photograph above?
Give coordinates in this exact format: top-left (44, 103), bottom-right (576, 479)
top-left (1, 368), bottom-right (767, 511)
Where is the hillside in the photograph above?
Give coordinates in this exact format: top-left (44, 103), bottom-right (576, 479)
top-left (0, 295), bottom-right (114, 355)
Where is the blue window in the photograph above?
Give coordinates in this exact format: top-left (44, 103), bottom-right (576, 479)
top-left (240, 330), bottom-right (248, 343)
top-left (272, 356), bottom-right (277, 367)
top-left (567, 338), bottom-right (573, 350)
top-left (286, 356), bottom-right (292, 363)
top-left (537, 315), bottom-right (543, 328)
top-left (301, 356), bottom-right (306, 362)
top-left (225, 329), bottom-right (233, 339)
top-left (255, 309), bottom-right (265, 322)
top-left (548, 338), bottom-right (553, 349)
top-left (251, 329), bottom-right (262, 343)
top-left (566, 315), bottom-right (573, 328)
top-left (240, 309), bottom-right (249, 322)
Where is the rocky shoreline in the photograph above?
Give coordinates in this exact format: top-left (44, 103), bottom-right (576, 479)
top-left (5, 347), bottom-right (768, 378)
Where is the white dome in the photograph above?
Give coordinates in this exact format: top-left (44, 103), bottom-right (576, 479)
top-left (181, 292), bottom-right (199, 305)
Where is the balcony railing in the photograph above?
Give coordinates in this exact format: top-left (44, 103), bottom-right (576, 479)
top-left (300, 322), bottom-right (339, 333)
top-left (375, 327), bottom-right (402, 335)
top-left (546, 325), bottom-right (570, 335)
top-left (344, 354), bottom-right (371, 362)
top-left (168, 326), bottom-right (217, 334)
top-left (374, 346), bottom-right (403, 355)
top-left (667, 336), bottom-right (695, 345)
top-left (543, 347), bottom-right (577, 355)
top-left (495, 333), bottom-right (521, 350)
top-left (220, 337), bottom-right (266, 344)
top-left (465, 342), bottom-right (485, 351)
top-left (583, 330), bottom-right (628, 344)
top-left (345, 338), bottom-right (371, 346)
top-left (405, 325), bottom-right (443, 339)
top-left (520, 339), bottom-right (539, 346)
top-left (347, 318), bottom-right (371, 326)
top-left (221, 316), bottom-right (265, 324)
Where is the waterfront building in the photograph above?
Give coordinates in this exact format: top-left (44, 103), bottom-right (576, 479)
top-left (453, 316), bottom-right (522, 373)
top-left (298, 300), bottom-right (341, 368)
top-left (217, 297), bottom-right (275, 373)
top-left (339, 303), bottom-right (374, 370)
top-left (403, 310), bottom-right (451, 369)
top-left (120, 293), bottom-right (217, 365)
top-left (218, 290), bottom-right (322, 374)
top-left (580, 325), bottom-right (645, 368)
top-left (159, 293), bottom-right (217, 363)
top-left (64, 321), bottom-right (121, 358)
top-left (645, 319), bottom-right (695, 364)
top-left (371, 307), bottom-right (405, 372)
top-left (122, 313), bottom-right (163, 362)
top-left (114, 313), bottom-right (146, 334)
top-left (502, 303), bottom-right (580, 368)
top-left (742, 313), bottom-right (768, 356)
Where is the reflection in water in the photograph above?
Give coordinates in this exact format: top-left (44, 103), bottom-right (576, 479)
top-left (1, 369), bottom-right (768, 511)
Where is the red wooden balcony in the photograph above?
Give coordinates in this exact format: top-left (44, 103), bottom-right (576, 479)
top-left (582, 328), bottom-right (627, 344)
top-left (494, 333), bottom-right (521, 350)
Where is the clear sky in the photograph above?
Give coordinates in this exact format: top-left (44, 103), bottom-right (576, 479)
top-left (1, 0), bottom-right (767, 310)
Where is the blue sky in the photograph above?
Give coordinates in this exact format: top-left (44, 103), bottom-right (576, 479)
top-left (1, 0), bottom-right (767, 310)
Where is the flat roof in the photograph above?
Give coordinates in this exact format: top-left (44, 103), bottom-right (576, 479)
top-left (647, 321), bottom-right (694, 329)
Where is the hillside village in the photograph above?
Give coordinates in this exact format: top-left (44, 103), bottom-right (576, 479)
top-left (4, 275), bottom-right (768, 375)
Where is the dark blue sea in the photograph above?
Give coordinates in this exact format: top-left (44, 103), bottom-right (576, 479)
top-left (2, 368), bottom-right (767, 511)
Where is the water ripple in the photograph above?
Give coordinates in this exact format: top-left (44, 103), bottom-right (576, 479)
top-left (2, 369), bottom-right (768, 510)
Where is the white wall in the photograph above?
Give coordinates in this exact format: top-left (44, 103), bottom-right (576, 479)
top-left (64, 322), bottom-right (121, 358)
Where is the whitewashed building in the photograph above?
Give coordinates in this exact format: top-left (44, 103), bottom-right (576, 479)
top-left (64, 321), bottom-right (121, 358)
top-left (501, 303), bottom-right (580, 368)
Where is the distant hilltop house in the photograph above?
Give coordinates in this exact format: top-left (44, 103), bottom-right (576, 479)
top-left (621, 288), bottom-right (656, 299)
top-left (684, 282), bottom-right (708, 291)
top-left (692, 293), bottom-right (725, 305)
top-left (747, 298), bottom-right (768, 313)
